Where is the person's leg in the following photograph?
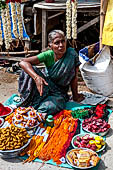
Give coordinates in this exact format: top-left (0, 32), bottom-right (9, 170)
top-left (18, 66), bottom-right (48, 107)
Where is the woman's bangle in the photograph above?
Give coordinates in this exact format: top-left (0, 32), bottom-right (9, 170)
top-left (33, 76), bottom-right (39, 81)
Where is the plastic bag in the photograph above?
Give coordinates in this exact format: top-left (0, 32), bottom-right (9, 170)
top-left (79, 42), bottom-right (99, 65)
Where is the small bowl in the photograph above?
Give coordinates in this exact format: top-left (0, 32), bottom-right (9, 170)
top-left (0, 118), bottom-right (4, 127)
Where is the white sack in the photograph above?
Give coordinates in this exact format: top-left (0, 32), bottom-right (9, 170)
top-left (79, 46), bottom-right (113, 96)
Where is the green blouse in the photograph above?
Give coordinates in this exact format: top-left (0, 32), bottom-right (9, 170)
top-left (37, 50), bottom-right (55, 67)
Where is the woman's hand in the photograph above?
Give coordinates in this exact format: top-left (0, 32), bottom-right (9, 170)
top-left (34, 76), bottom-right (48, 96)
top-left (73, 93), bottom-right (85, 102)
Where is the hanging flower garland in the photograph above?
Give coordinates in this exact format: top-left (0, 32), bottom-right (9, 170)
top-left (0, 0), bottom-right (6, 46)
top-left (16, 1), bottom-right (23, 39)
top-left (6, 3), bottom-right (12, 43)
top-left (72, 0), bottom-right (77, 39)
top-left (0, 0), bottom-right (25, 50)
top-left (66, 0), bottom-right (78, 40)
top-left (66, 0), bottom-right (71, 39)
top-left (0, 20), bottom-right (3, 46)
top-left (1, 8), bottom-right (10, 49)
top-left (10, 0), bottom-right (23, 39)
top-left (10, 1), bottom-right (19, 38)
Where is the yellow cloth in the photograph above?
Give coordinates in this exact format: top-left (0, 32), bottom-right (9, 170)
top-left (102, 0), bottom-right (113, 46)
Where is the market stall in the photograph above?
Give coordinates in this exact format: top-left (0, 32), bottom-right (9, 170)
top-left (0, 97), bottom-right (112, 169)
top-left (0, 1), bottom-right (112, 168)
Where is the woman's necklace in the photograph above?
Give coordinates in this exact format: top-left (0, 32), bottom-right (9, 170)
top-left (54, 53), bottom-right (63, 62)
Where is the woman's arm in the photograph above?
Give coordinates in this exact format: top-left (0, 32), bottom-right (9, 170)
top-left (19, 56), bottom-right (48, 96)
top-left (19, 56), bottom-right (41, 79)
top-left (70, 67), bottom-right (84, 102)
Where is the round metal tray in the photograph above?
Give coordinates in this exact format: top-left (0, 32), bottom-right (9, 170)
top-left (0, 138), bottom-right (31, 158)
top-left (71, 133), bottom-right (106, 153)
top-left (66, 148), bottom-right (100, 169)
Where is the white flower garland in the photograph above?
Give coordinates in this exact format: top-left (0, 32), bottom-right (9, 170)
top-left (72, 0), bottom-right (77, 39)
top-left (0, 20), bottom-right (3, 46)
top-left (0, 2), bottom-right (26, 50)
top-left (66, 0), bottom-right (71, 39)
top-left (6, 3), bottom-right (12, 43)
top-left (66, 0), bottom-right (78, 40)
top-left (16, 2), bottom-right (23, 39)
top-left (11, 2), bottom-right (19, 38)
top-left (1, 9), bottom-right (10, 49)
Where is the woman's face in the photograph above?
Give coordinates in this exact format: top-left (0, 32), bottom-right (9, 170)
top-left (50, 33), bottom-right (67, 58)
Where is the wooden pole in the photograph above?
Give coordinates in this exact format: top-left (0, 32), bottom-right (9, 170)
top-left (100, 0), bottom-right (109, 50)
top-left (0, 50), bottom-right (39, 55)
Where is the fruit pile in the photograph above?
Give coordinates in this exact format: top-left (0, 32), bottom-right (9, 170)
top-left (73, 134), bottom-right (105, 151)
top-left (82, 117), bottom-right (110, 133)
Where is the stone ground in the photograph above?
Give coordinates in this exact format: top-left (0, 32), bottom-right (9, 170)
top-left (0, 67), bottom-right (113, 170)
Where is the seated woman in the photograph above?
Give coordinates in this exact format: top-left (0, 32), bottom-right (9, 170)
top-left (18, 30), bottom-right (84, 116)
